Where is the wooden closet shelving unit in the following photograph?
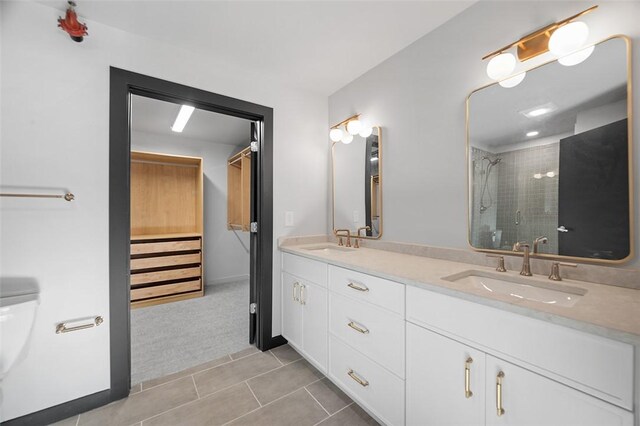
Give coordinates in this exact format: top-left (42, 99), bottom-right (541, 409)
top-left (227, 146), bottom-right (251, 231)
top-left (130, 151), bottom-right (204, 308)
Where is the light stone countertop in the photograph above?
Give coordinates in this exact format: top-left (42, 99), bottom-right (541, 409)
top-left (280, 242), bottom-right (640, 345)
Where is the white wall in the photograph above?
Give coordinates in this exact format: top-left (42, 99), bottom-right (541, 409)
top-left (329, 1), bottom-right (640, 269)
top-left (131, 130), bottom-right (250, 284)
top-left (0, 1), bottom-right (327, 420)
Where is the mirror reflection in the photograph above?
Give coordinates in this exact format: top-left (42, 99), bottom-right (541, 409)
top-left (333, 126), bottom-right (382, 238)
top-left (468, 37), bottom-right (631, 261)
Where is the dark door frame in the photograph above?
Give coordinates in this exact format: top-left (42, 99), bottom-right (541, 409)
top-left (109, 67), bottom-right (285, 398)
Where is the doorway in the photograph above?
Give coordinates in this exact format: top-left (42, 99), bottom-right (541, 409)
top-left (109, 68), bottom-right (284, 399)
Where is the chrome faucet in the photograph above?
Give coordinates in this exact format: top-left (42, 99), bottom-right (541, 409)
top-left (512, 241), bottom-right (532, 276)
top-left (533, 236), bottom-right (548, 254)
top-left (335, 229), bottom-right (352, 248)
top-left (353, 226), bottom-right (371, 248)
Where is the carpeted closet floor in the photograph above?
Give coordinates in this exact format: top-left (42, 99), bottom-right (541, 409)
top-left (131, 279), bottom-right (250, 385)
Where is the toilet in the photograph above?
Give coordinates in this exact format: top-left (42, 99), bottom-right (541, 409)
top-left (0, 278), bottom-right (40, 380)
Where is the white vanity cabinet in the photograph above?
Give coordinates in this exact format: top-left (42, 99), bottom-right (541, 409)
top-left (281, 254), bottom-right (328, 372)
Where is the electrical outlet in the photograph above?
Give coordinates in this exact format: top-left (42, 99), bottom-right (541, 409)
top-left (285, 211), bottom-right (294, 227)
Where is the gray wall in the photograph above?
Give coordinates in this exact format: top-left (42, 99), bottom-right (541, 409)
top-left (131, 130), bottom-right (250, 284)
top-left (329, 1), bottom-right (640, 268)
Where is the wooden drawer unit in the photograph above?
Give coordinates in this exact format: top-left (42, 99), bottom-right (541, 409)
top-left (329, 293), bottom-right (405, 378)
top-left (329, 335), bottom-right (405, 426)
top-left (328, 265), bottom-right (404, 315)
top-left (130, 234), bottom-right (203, 307)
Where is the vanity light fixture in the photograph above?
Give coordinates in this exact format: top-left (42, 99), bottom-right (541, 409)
top-left (526, 131), bottom-right (540, 137)
top-left (329, 114), bottom-right (373, 144)
top-left (171, 105), bottom-right (195, 133)
top-left (483, 5), bottom-right (597, 86)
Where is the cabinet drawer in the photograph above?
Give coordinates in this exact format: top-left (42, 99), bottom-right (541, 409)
top-left (329, 335), bottom-right (404, 426)
top-left (131, 279), bottom-right (201, 301)
top-left (329, 265), bottom-right (404, 315)
top-left (282, 253), bottom-right (327, 287)
top-left (406, 286), bottom-right (634, 410)
top-left (131, 239), bottom-right (201, 255)
top-left (131, 266), bottom-right (201, 286)
top-left (330, 293), bottom-right (404, 378)
top-left (130, 253), bottom-right (201, 270)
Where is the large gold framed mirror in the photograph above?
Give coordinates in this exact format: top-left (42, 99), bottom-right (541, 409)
top-left (467, 36), bottom-right (633, 264)
top-left (332, 126), bottom-right (382, 239)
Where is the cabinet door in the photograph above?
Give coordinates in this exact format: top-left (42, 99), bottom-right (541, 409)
top-left (281, 272), bottom-right (302, 349)
top-left (300, 281), bottom-right (327, 372)
top-left (485, 355), bottom-right (633, 426)
top-left (406, 323), bottom-right (485, 426)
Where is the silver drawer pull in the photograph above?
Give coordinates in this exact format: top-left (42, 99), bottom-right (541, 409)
top-left (347, 369), bottom-right (369, 387)
top-left (56, 316), bottom-right (103, 334)
top-left (348, 321), bottom-right (370, 334)
top-left (347, 282), bottom-right (369, 292)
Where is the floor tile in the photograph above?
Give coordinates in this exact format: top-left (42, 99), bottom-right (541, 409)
top-left (228, 388), bottom-right (328, 426)
top-left (229, 346), bottom-right (260, 360)
top-left (317, 403), bottom-right (379, 426)
top-left (270, 344), bottom-right (302, 365)
top-left (306, 378), bottom-right (352, 414)
top-left (143, 383), bottom-right (259, 426)
top-left (78, 376), bottom-right (198, 426)
top-left (50, 415), bottom-right (78, 426)
top-left (130, 383), bottom-right (142, 394)
top-left (247, 359), bottom-right (324, 405)
top-left (193, 352), bottom-right (281, 397)
top-left (142, 355), bottom-right (231, 390)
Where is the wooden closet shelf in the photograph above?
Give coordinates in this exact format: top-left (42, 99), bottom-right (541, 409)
top-left (131, 232), bottom-right (202, 241)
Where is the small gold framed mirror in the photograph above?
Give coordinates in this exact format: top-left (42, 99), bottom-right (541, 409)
top-left (332, 126), bottom-right (382, 239)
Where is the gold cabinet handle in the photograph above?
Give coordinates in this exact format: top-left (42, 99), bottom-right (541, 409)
top-left (347, 282), bottom-right (369, 292)
top-left (56, 316), bottom-right (103, 334)
top-left (347, 369), bottom-right (369, 387)
top-left (347, 321), bottom-right (370, 334)
top-left (496, 371), bottom-right (505, 416)
top-left (464, 357), bottom-right (473, 398)
top-left (293, 282), bottom-right (300, 302)
top-left (300, 284), bottom-right (306, 305)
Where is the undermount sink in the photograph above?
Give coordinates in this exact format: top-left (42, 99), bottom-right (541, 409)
top-left (303, 244), bottom-right (355, 254)
top-left (442, 270), bottom-right (587, 308)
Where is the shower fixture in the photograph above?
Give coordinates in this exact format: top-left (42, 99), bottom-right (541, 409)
top-left (479, 156), bottom-right (501, 214)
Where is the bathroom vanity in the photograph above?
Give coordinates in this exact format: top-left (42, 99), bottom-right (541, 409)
top-left (279, 242), bottom-right (638, 426)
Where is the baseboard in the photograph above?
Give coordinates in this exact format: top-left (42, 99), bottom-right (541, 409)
top-left (1, 389), bottom-right (116, 426)
top-left (205, 274), bottom-right (250, 286)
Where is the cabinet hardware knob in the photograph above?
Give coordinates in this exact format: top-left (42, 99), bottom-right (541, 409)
top-left (465, 357), bottom-right (473, 398)
top-left (347, 321), bottom-right (370, 334)
top-left (496, 371), bottom-right (505, 416)
top-left (347, 369), bottom-right (369, 387)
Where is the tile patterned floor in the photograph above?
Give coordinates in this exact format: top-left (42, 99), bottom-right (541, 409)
top-left (53, 345), bottom-right (379, 426)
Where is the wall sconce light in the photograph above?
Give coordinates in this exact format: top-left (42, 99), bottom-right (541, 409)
top-left (329, 114), bottom-right (373, 144)
top-left (483, 5), bottom-right (598, 88)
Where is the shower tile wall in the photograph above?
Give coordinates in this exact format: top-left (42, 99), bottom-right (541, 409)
top-left (470, 147), bottom-right (499, 248)
top-left (495, 143), bottom-right (559, 254)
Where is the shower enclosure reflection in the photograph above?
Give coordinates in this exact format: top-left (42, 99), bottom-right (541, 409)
top-left (467, 36), bottom-right (632, 262)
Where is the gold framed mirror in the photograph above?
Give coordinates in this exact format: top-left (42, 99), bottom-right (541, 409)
top-left (466, 35), bottom-right (633, 264)
top-left (332, 126), bottom-right (382, 239)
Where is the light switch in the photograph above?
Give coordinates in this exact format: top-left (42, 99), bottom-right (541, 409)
top-left (285, 211), bottom-right (294, 227)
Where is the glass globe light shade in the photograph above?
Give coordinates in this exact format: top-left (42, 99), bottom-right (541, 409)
top-left (499, 72), bottom-right (526, 88)
top-left (346, 119), bottom-right (362, 135)
top-left (558, 45), bottom-right (595, 66)
top-left (486, 53), bottom-right (516, 80)
top-left (341, 133), bottom-right (354, 144)
top-left (359, 126), bottom-right (373, 138)
top-left (329, 128), bottom-right (343, 142)
top-left (549, 21), bottom-right (589, 56)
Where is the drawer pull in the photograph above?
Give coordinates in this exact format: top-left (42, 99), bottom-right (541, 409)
top-left (464, 357), bottom-right (473, 398)
top-left (347, 369), bottom-right (369, 387)
top-left (300, 284), bottom-right (306, 305)
top-left (347, 282), bottom-right (369, 292)
top-left (496, 371), bottom-right (505, 416)
top-left (347, 321), bottom-right (370, 334)
top-left (293, 282), bottom-right (300, 302)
